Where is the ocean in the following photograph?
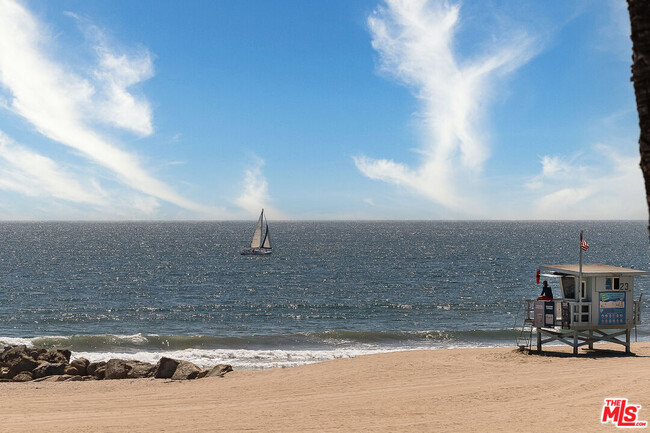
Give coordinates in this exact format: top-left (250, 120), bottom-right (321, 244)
top-left (1, 220), bottom-right (648, 370)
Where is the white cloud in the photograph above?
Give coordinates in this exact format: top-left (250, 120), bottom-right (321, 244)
top-left (525, 144), bottom-right (645, 219)
top-left (0, 0), bottom-right (219, 216)
top-left (355, 0), bottom-right (537, 212)
top-left (539, 155), bottom-right (573, 178)
top-left (235, 156), bottom-right (282, 218)
top-left (92, 50), bottom-right (154, 136)
top-left (0, 131), bottom-right (107, 206)
top-left (71, 13), bottom-right (155, 136)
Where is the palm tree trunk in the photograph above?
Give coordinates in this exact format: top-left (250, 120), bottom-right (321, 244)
top-left (627, 0), bottom-right (650, 237)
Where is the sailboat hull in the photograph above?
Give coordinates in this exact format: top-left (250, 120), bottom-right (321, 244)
top-left (241, 247), bottom-right (272, 255)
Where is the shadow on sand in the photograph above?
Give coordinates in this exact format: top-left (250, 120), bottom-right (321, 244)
top-left (514, 346), bottom-right (648, 359)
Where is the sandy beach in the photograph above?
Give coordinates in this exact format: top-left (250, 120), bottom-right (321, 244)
top-left (2, 343), bottom-right (649, 432)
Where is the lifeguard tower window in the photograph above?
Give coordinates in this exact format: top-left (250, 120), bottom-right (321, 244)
top-left (561, 276), bottom-right (576, 299)
top-left (605, 277), bottom-right (620, 291)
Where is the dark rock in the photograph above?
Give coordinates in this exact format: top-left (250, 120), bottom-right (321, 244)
top-left (87, 361), bottom-right (106, 377)
top-left (171, 361), bottom-right (201, 380)
top-left (88, 362), bottom-right (106, 380)
top-left (2, 346), bottom-right (222, 383)
top-left (32, 362), bottom-right (67, 378)
top-left (26, 347), bottom-right (47, 360)
top-left (0, 346), bottom-right (40, 379)
top-left (126, 361), bottom-right (156, 379)
top-left (70, 358), bottom-right (89, 376)
top-left (197, 369), bottom-right (209, 379)
top-left (64, 365), bottom-right (81, 376)
top-left (12, 371), bottom-right (33, 382)
top-left (0, 345), bottom-right (28, 363)
top-left (104, 359), bottom-right (157, 380)
top-left (154, 357), bottom-right (180, 379)
top-left (205, 364), bottom-right (233, 378)
top-left (105, 359), bottom-right (129, 380)
top-left (38, 349), bottom-right (71, 364)
top-left (5, 355), bottom-right (39, 379)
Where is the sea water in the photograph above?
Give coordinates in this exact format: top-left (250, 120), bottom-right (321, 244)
top-left (0, 221), bottom-right (648, 369)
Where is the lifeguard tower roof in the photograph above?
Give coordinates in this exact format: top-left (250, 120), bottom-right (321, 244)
top-left (539, 264), bottom-right (646, 277)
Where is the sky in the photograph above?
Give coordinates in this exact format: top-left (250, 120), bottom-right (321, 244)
top-left (0, 0), bottom-right (643, 220)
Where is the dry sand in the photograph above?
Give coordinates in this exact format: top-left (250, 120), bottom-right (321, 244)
top-left (2, 343), bottom-right (650, 432)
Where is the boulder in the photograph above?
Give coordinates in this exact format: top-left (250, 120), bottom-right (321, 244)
top-left (104, 359), bottom-right (156, 380)
top-left (1, 346), bottom-right (227, 383)
top-left (87, 361), bottom-right (105, 376)
top-left (171, 361), bottom-right (201, 380)
top-left (12, 371), bottom-right (33, 382)
top-left (64, 365), bottom-right (81, 376)
top-left (70, 358), bottom-right (89, 376)
top-left (125, 361), bottom-right (156, 379)
top-left (26, 347), bottom-right (47, 360)
top-left (205, 364), bottom-right (233, 378)
top-left (38, 349), bottom-right (71, 364)
top-left (87, 362), bottom-right (106, 380)
top-left (32, 362), bottom-right (66, 379)
top-left (154, 357), bottom-right (180, 379)
top-left (0, 345), bottom-right (41, 379)
top-left (105, 359), bottom-right (129, 380)
top-left (0, 345), bottom-right (28, 363)
top-left (4, 355), bottom-right (39, 379)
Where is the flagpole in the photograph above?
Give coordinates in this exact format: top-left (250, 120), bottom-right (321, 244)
top-left (578, 230), bottom-right (583, 323)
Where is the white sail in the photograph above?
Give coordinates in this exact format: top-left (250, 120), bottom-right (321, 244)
top-left (242, 209), bottom-right (272, 255)
top-left (250, 210), bottom-right (264, 248)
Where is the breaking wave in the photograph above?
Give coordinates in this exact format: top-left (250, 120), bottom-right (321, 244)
top-left (0, 329), bottom-right (524, 370)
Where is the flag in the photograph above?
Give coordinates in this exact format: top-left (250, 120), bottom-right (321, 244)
top-left (581, 239), bottom-right (589, 251)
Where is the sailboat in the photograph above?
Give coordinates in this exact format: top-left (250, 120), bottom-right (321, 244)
top-left (241, 209), bottom-right (272, 255)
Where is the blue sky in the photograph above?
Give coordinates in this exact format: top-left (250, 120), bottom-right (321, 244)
top-left (0, 0), bottom-right (643, 220)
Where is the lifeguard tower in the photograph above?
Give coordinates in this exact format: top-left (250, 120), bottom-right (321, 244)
top-left (518, 264), bottom-right (646, 354)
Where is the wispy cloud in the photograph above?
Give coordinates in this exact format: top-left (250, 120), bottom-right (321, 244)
top-left (0, 131), bottom-right (107, 205)
top-left (235, 156), bottom-right (281, 218)
top-left (0, 0), bottom-right (218, 216)
top-left (594, 0), bottom-right (631, 61)
top-left (0, 131), bottom-right (182, 219)
top-left (68, 11), bottom-right (155, 136)
top-left (525, 144), bottom-right (645, 219)
top-left (355, 0), bottom-right (537, 212)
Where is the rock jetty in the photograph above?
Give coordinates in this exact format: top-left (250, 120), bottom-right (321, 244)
top-left (0, 345), bottom-right (232, 382)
